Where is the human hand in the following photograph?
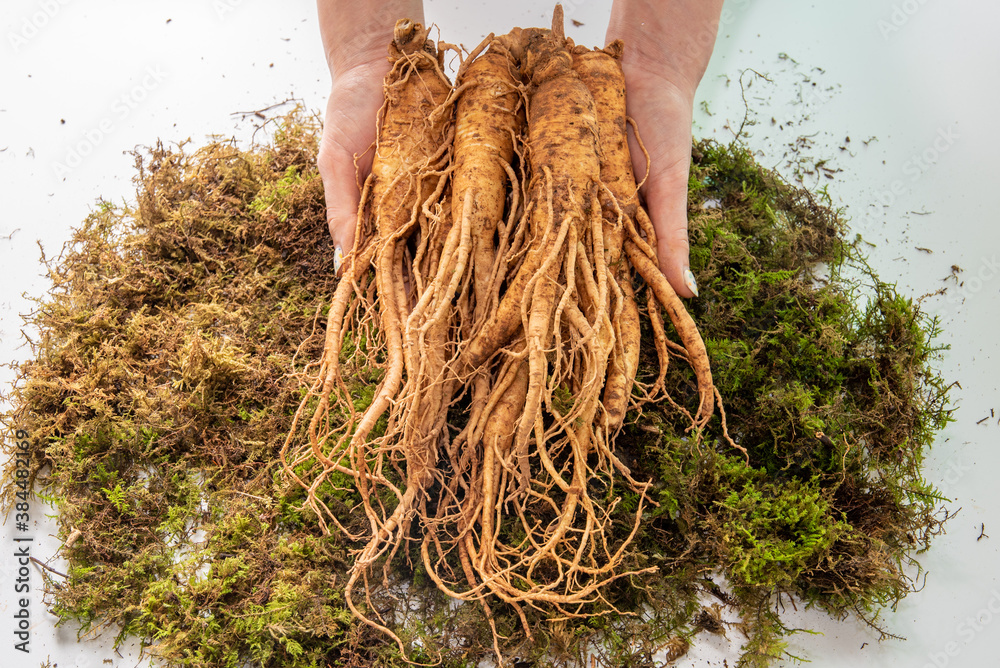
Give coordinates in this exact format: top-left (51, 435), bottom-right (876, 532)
top-left (316, 0), bottom-right (424, 274)
top-left (620, 61), bottom-right (700, 298)
top-left (317, 58), bottom-right (389, 273)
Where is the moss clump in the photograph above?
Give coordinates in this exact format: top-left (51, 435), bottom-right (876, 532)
top-left (1, 115), bottom-right (952, 667)
top-left (715, 465), bottom-right (846, 589)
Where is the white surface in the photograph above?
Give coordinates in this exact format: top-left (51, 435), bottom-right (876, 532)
top-left (1, 1), bottom-right (997, 667)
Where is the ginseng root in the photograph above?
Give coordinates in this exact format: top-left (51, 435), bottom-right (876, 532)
top-left (283, 5), bottom-right (738, 655)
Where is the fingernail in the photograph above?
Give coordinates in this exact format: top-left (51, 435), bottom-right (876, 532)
top-left (683, 268), bottom-right (699, 297)
top-left (333, 245), bottom-right (344, 275)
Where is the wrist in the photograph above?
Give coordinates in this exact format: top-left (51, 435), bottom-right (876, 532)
top-left (606, 0), bottom-right (723, 99)
top-left (319, 0), bottom-right (425, 79)
top-left (620, 54), bottom-right (699, 107)
top-left (327, 38), bottom-right (388, 79)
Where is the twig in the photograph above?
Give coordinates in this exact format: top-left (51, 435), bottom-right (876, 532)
top-left (30, 556), bottom-right (68, 579)
top-left (230, 98), bottom-right (300, 119)
top-left (732, 68), bottom-right (772, 143)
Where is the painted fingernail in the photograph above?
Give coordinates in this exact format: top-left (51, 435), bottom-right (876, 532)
top-left (683, 268), bottom-right (699, 297)
top-left (333, 245), bottom-right (344, 275)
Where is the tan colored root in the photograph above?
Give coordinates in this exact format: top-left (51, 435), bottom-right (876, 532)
top-left (447, 35), bottom-right (527, 543)
top-left (602, 266), bottom-right (641, 429)
top-left (625, 238), bottom-right (714, 430)
top-left (281, 19), bottom-right (461, 653)
top-left (423, 22), bottom-right (657, 614)
top-left (572, 42), bottom-right (719, 435)
top-left (452, 33), bottom-right (524, 324)
top-left (570, 43), bottom-right (636, 432)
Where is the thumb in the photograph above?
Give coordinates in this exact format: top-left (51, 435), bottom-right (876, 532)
top-left (317, 132), bottom-right (360, 275)
top-left (621, 73), bottom-right (699, 299)
top-left (644, 162), bottom-right (697, 299)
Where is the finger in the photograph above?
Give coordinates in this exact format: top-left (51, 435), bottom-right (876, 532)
top-left (320, 149), bottom-right (360, 250)
top-left (320, 87), bottom-right (374, 275)
top-left (646, 161), bottom-right (697, 299)
top-left (319, 63), bottom-right (388, 275)
top-left (318, 137), bottom-right (358, 271)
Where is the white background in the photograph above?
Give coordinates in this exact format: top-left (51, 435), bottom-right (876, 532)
top-left (1, 1), bottom-right (997, 667)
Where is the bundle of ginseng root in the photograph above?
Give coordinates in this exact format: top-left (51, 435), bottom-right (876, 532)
top-left (281, 7), bottom-right (741, 653)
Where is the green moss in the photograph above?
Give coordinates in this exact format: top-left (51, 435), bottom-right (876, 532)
top-left (717, 471), bottom-right (846, 588)
top-left (250, 165), bottom-right (315, 223)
